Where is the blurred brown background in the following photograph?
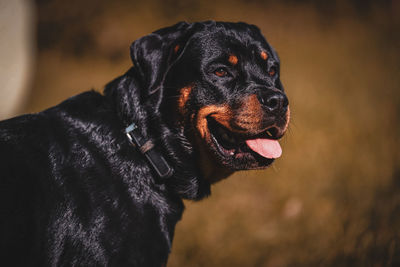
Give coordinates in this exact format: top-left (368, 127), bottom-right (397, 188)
top-left (1, 0), bottom-right (400, 266)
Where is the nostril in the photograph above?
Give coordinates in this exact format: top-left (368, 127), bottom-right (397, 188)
top-left (263, 94), bottom-right (282, 112)
top-left (266, 96), bottom-right (279, 110)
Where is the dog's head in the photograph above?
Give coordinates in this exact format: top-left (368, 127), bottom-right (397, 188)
top-left (130, 21), bottom-right (289, 182)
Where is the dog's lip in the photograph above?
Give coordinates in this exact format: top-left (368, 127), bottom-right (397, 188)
top-left (207, 117), bottom-right (281, 159)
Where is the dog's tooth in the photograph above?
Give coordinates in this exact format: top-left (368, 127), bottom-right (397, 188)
top-left (229, 151), bottom-right (234, 156)
top-left (266, 130), bottom-right (273, 137)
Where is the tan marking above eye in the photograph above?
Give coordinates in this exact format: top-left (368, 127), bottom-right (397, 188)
top-left (228, 54), bottom-right (238, 65)
top-left (261, 51), bottom-right (268, 60)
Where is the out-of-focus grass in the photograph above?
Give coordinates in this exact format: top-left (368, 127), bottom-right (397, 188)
top-left (26, 0), bottom-right (400, 266)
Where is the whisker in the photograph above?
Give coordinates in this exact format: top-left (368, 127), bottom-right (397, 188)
top-left (271, 164), bottom-right (279, 173)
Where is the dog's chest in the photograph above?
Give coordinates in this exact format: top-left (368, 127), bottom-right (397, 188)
top-left (45, 190), bottom-right (183, 265)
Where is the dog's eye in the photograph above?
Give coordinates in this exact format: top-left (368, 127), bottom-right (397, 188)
top-left (214, 68), bottom-right (228, 77)
top-left (268, 67), bottom-right (277, 77)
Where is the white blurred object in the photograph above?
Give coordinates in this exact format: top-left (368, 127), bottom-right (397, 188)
top-left (0, 0), bottom-right (35, 119)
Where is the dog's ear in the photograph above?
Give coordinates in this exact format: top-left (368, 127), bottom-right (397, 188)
top-left (130, 22), bottom-right (194, 98)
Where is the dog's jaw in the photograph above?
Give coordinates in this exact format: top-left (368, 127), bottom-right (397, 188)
top-left (186, 94), bottom-right (289, 177)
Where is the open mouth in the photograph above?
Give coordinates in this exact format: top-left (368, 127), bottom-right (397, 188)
top-left (207, 118), bottom-right (282, 160)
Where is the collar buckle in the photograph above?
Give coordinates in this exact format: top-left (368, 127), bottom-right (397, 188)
top-left (125, 123), bottom-right (173, 179)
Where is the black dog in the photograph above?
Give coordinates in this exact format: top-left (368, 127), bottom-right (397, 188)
top-left (0, 21), bottom-right (289, 266)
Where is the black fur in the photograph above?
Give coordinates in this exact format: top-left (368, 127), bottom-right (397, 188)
top-left (0, 21), bottom-right (288, 266)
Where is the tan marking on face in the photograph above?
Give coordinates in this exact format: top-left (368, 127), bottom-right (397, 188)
top-left (233, 94), bottom-right (263, 132)
top-left (174, 45), bottom-right (180, 53)
top-left (191, 105), bottom-right (234, 184)
top-left (195, 105), bottom-right (232, 140)
top-left (195, 95), bottom-right (264, 139)
top-left (195, 95), bottom-right (266, 140)
top-left (228, 54), bottom-right (238, 65)
top-left (261, 51), bottom-right (268, 60)
top-left (178, 86), bottom-right (193, 115)
top-left (209, 111), bottom-right (234, 131)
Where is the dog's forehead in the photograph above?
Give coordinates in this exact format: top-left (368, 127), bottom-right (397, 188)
top-left (191, 27), bottom-right (277, 62)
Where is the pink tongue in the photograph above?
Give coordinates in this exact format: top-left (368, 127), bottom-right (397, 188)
top-left (245, 139), bottom-right (282, 159)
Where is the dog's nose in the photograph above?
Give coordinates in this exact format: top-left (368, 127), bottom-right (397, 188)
top-left (259, 91), bottom-right (288, 113)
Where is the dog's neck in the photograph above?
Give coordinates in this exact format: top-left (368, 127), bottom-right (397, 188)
top-left (104, 68), bottom-right (211, 200)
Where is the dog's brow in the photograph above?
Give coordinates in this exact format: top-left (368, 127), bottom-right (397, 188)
top-left (228, 54), bottom-right (238, 65)
top-left (261, 51), bottom-right (268, 60)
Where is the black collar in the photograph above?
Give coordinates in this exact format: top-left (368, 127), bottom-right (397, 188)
top-left (125, 123), bottom-right (173, 180)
